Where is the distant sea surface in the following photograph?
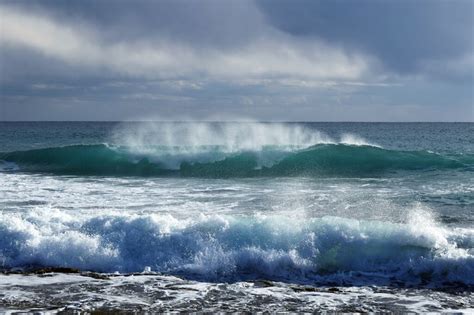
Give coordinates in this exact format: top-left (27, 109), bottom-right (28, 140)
top-left (0, 122), bottom-right (473, 312)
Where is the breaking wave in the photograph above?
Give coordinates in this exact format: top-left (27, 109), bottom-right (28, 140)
top-left (0, 143), bottom-right (471, 177)
top-left (0, 209), bottom-right (473, 286)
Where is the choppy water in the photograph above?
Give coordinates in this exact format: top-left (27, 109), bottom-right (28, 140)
top-left (0, 122), bottom-right (473, 312)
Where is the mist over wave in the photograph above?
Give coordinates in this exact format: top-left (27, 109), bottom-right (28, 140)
top-left (111, 121), bottom-right (338, 151)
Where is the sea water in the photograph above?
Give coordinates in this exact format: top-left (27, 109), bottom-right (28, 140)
top-left (0, 122), bottom-right (473, 312)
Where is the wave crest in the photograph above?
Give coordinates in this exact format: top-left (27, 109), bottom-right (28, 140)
top-left (1, 143), bottom-right (470, 177)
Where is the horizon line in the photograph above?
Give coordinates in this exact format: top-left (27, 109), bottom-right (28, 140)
top-left (0, 120), bottom-right (473, 123)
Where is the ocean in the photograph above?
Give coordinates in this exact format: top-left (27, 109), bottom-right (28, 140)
top-left (0, 121), bottom-right (473, 312)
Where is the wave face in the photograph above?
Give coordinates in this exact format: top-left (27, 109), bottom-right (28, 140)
top-left (0, 209), bottom-right (473, 286)
top-left (0, 144), bottom-right (169, 176)
top-left (0, 143), bottom-right (471, 177)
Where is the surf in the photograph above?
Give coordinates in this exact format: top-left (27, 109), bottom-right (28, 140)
top-left (0, 208), bottom-right (472, 286)
top-left (0, 143), bottom-right (471, 177)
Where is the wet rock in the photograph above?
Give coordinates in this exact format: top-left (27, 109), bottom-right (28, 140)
top-left (253, 279), bottom-right (274, 287)
top-left (81, 272), bottom-right (111, 280)
top-left (291, 286), bottom-right (320, 292)
top-left (327, 287), bottom-right (341, 293)
top-left (32, 267), bottom-right (80, 274)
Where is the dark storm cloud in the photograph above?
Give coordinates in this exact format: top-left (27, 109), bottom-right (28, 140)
top-left (2, 0), bottom-right (471, 81)
top-left (1, 0), bottom-right (367, 80)
top-left (257, 0), bottom-right (474, 79)
top-left (0, 0), bottom-right (472, 121)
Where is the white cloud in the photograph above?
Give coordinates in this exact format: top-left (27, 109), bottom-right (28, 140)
top-left (0, 5), bottom-right (371, 81)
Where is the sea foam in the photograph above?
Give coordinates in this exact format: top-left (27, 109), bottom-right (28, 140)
top-left (1, 208), bottom-right (472, 286)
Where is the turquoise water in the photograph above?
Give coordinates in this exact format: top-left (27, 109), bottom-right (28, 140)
top-left (0, 122), bottom-right (473, 305)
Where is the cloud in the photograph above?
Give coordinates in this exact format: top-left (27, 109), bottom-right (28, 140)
top-left (257, 0), bottom-right (474, 80)
top-left (0, 4), bottom-right (370, 81)
top-left (0, 0), bottom-right (472, 121)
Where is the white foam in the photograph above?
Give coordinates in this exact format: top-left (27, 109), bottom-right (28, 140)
top-left (340, 133), bottom-right (380, 147)
top-left (0, 207), bottom-right (472, 284)
top-left (0, 273), bottom-right (471, 313)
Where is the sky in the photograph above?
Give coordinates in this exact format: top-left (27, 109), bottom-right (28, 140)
top-left (0, 0), bottom-right (473, 121)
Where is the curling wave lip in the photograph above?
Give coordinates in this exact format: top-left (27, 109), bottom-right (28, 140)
top-left (0, 143), bottom-right (471, 177)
